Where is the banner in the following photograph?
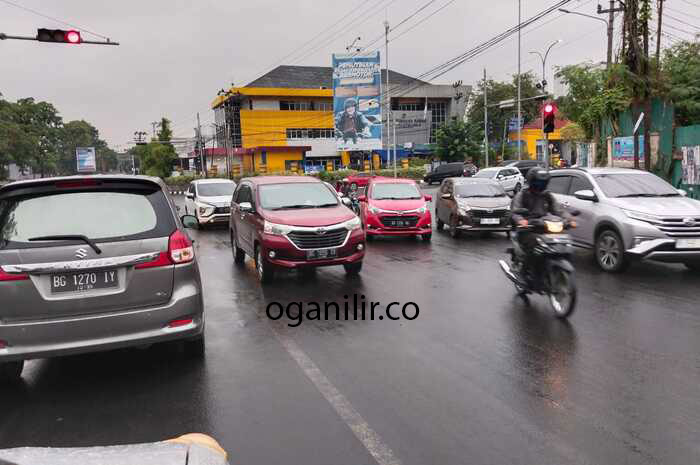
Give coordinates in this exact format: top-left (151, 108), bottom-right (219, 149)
top-left (392, 111), bottom-right (431, 147)
top-left (612, 136), bottom-right (644, 162)
top-left (332, 51), bottom-right (382, 151)
top-left (76, 147), bottom-right (97, 173)
top-left (682, 146), bottom-right (700, 185)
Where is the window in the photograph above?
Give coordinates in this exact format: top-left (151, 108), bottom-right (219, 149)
top-left (188, 184), bottom-right (195, 195)
top-left (397, 103), bottom-right (421, 111)
top-left (286, 128), bottom-right (334, 139)
top-left (197, 182), bottom-right (235, 197)
top-left (473, 170), bottom-right (497, 179)
top-left (258, 183), bottom-right (338, 209)
top-left (593, 173), bottom-right (679, 198)
top-left (370, 183), bottom-right (422, 200)
top-left (280, 101), bottom-right (312, 111)
top-left (427, 101), bottom-right (447, 144)
top-left (455, 183), bottom-right (506, 198)
top-left (236, 184), bottom-right (254, 205)
top-left (261, 150), bottom-right (267, 165)
top-left (315, 102), bottom-right (333, 111)
top-left (569, 176), bottom-right (593, 194)
top-left (548, 176), bottom-right (573, 195)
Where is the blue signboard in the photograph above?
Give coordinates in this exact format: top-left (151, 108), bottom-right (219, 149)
top-left (332, 51), bottom-right (382, 152)
top-left (76, 147), bottom-right (96, 173)
top-left (612, 136), bottom-right (645, 161)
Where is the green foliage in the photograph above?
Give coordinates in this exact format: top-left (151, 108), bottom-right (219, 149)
top-left (136, 141), bottom-right (176, 179)
top-left (661, 41), bottom-right (700, 126)
top-left (435, 119), bottom-right (482, 163)
top-left (157, 118), bottom-right (173, 143)
top-left (559, 122), bottom-right (586, 142)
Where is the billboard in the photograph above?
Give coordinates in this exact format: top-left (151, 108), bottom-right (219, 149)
top-left (392, 111), bottom-right (431, 147)
top-left (612, 136), bottom-right (645, 162)
top-left (332, 51), bottom-right (382, 151)
top-left (76, 147), bottom-right (97, 173)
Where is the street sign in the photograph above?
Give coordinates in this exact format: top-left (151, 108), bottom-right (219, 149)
top-left (76, 147), bottom-right (96, 173)
top-left (499, 98), bottom-right (515, 109)
top-left (633, 112), bottom-right (645, 134)
top-left (508, 117), bottom-right (524, 131)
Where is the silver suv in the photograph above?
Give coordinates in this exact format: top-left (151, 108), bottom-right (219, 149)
top-left (548, 168), bottom-right (700, 272)
top-left (0, 176), bottom-right (205, 383)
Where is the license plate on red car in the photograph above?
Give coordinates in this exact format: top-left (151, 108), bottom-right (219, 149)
top-left (387, 220), bottom-right (411, 227)
top-left (306, 249), bottom-right (337, 260)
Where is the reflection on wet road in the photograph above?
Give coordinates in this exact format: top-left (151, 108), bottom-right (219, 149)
top-left (2, 191), bottom-right (699, 465)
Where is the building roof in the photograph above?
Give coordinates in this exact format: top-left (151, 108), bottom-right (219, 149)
top-left (245, 65), bottom-right (426, 89)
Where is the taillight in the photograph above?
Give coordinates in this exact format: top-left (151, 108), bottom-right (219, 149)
top-left (135, 230), bottom-right (194, 269)
top-left (168, 318), bottom-right (193, 328)
top-left (0, 268), bottom-right (29, 282)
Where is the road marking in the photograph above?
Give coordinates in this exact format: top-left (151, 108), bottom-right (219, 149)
top-left (269, 324), bottom-right (402, 465)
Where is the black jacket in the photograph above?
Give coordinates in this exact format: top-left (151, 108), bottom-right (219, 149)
top-left (510, 189), bottom-right (568, 223)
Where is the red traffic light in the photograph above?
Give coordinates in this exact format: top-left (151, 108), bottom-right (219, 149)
top-left (544, 104), bottom-right (554, 114)
top-left (36, 28), bottom-right (81, 44)
top-left (65, 30), bottom-right (81, 44)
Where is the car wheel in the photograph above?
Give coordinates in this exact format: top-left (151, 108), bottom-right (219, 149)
top-left (231, 231), bottom-right (246, 265)
top-left (684, 261), bottom-right (700, 272)
top-left (421, 233), bottom-right (432, 241)
top-left (595, 229), bottom-right (629, 272)
top-left (344, 261), bottom-right (363, 275)
top-left (255, 246), bottom-right (275, 283)
top-left (0, 360), bottom-right (24, 384)
top-left (513, 183), bottom-right (522, 194)
top-left (449, 216), bottom-right (460, 239)
top-left (184, 334), bottom-right (205, 358)
top-left (436, 218), bottom-right (444, 231)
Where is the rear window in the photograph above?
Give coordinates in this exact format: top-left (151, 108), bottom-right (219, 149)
top-left (473, 170), bottom-right (497, 179)
top-left (371, 183), bottom-right (421, 200)
top-left (0, 189), bottom-right (175, 249)
top-left (197, 182), bottom-right (235, 197)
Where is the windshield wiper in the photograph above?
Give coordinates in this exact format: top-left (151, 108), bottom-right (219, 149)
top-left (28, 234), bottom-right (102, 254)
top-left (615, 193), bottom-right (658, 198)
top-left (316, 203), bottom-right (339, 208)
top-left (271, 204), bottom-right (315, 210)
top-left (656, 193), bottom-right (681, 197)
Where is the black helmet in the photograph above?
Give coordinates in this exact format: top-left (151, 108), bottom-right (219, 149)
top-left (344, 98), bottom-right (358, 109)
top-left (527, 167), bottom-right (550, 193)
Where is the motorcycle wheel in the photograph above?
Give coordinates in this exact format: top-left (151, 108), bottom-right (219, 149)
top-left (548, 268), bottom-right (577, 318)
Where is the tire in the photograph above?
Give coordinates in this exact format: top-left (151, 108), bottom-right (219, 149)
top-left (548, 268), bottom-right (577, 318)
top-left (595, 229), bottom-right (629, 273)
top-left (344, 261), bottom-right (363, 275)
top-left (0, 360), bottom-right (24, 384)
top-left (255, 246), bottom-right (275, 283)
top-left (436, 218), bottom-right (444, 231)
top-left (684, 261), bottom-right (700, 272)
top-left (231, 231), bottom-right (245, 265)
top-left (421, 233), bottom-right (432, 241)
top-left (449, 216), bottom-right (460, 239)
top-left (184, 334), bottom-right (205, 358)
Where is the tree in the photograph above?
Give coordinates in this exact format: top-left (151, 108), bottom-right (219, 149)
top-left (661, 41), bottom-right (700, 126)
top-left (157, 117), bottom-right (173, 143)
top-left (559, 122), bottom-right (586, 142)
top-left (435, 119), bottom-right (482, 164)
top-left (136, 141), bottom-right (176, 178)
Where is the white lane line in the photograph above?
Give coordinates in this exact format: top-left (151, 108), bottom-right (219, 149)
top-left (269, 324), bottom-right (402, 465)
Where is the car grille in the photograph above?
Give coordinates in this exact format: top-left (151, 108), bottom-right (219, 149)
top-left (287, 228), bottom-right (348, 249)
top-left (380, 215), bottom-right (419, 228)
top-left (656, 216), bottom-right (700, 238)
top-left (470, 208), bottom-right (510, 219)
top-left (215, 206), bottom-right (230, 214)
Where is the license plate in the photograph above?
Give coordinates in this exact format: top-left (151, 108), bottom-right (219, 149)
top-left (389, 220), bottom-right (411, 227)
top-left (480, 218), bottom-right (500, 225)
top-left (50, 270), bottom-right (119, 294)
top-left (306, 249), bottom-right (338, 260)
top-left (676, 238), bottom-right (700, 249)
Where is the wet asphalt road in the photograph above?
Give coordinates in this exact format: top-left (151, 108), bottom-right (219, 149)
top-left (2, 187), bottom-right (700, 465)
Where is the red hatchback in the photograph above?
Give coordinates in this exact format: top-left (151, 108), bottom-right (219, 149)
top-left (229, 176), bottom-right (365, 283)
top-left (360, 177), bottom-right (433, 241)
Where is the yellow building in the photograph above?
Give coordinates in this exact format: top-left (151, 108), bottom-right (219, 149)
top-left (508, 117), bottom-right (568, 163)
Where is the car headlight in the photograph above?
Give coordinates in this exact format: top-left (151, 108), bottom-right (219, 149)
top-left (263, 221), bottom-right (295, 235)
top-left (544, 220), bottom-right (564, 233)
top-left (622, 209), bottom-right (662, 224)
top-left (457, 203), bottom-right (471, 216)
top-left (417, 206), bottom-right (427, 214)
top-left (344, 217), bottom-right (362, 231)
top-left (196, 202), bottom-right (215, 217)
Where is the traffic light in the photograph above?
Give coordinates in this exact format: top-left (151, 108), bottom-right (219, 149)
top-left (543, 102), bottom-right (556, 134)
top-left (36, 29), bottom-right (81, 44)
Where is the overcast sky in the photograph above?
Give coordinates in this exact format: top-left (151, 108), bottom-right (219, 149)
top-left (2, 0), bottom-right (695, 150)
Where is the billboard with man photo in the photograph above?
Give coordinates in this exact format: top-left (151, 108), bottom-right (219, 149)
top-left (332, 51), bottom-right (382, 151)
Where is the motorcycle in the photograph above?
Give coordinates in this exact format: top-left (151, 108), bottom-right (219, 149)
top-left (348, 185), bottom-right (362, 216)
top-left (499, 209), bottom-right (579, 318)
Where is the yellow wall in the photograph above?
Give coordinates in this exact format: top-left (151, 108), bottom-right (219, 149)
top-left (240, 110), bottom-right (334, 148)
top-left (509, 128), bottom-right (563, 159)
top-left (248, 148), bottom-right (304, 173)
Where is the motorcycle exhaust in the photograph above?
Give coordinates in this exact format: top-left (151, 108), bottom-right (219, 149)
top-left (498, 260), bottom-right (527, 287)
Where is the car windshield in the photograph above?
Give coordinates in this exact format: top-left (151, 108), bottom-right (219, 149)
top-left (0, 190), bottom-right (171, 248)
top-left (259, 183), bottom-right (339, 209)
top-left (455, 183), bottom-right (506, 197)
top-left (473, 170), bottom-right (497, 179)
top-left (594, 173), bottom-right (679, 197)
top-left (371, 183), bottom-right (422, 200)
top-left (197, 182), bottom-right (235, 197)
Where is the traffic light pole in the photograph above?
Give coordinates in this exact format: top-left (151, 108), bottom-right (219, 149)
top-left (483, 69), bottom-right (489, 168)
top-left (0, 33), bottom-right (119, 45)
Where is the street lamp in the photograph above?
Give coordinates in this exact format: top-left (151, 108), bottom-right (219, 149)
top-left (558, 8), bottom-right (611, 67)
top-left (528, 39), bottom-right (562, 93)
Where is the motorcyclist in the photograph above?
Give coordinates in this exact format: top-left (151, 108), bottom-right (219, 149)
top-left (510, 168), bottom-right (575, 280)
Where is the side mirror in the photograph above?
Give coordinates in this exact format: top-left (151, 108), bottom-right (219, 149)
top-left (239, 202), bottom-right (253, 213)
top-left (496, 175), bottom-right (504, 180)
top-left (358, 195), bottom-right (367, 202)
top-left (186, 193), bottom-right (194, 200)
top-left (181, 215), bottom-right (199, 229)
top-left (677, 189), bottom-right (688, 197)
top-left (573, 189), bottom-right (598, 202)
top-left (342, 197), bottom-right (352, 207)
top-left (424, 195), bottom-right (432, 202)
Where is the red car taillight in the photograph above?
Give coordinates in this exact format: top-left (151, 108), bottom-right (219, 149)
top-left (0, 268), bottom-right (29, 282)
top-left (136, 230), bottom-right (194, 269)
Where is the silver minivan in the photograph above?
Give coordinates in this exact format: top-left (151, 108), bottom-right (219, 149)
top-left (0, 175), bottom-right (205, 383)
top-left (548, 168), bottom-right (700, 272)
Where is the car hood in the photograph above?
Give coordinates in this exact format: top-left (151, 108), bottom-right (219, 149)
top-left (609, 196), bottom-right (700, 216)
top-left (262, 206), bottom-right (355, 227)
top-left (197, 195), bottom-right (232, 207)
top-left (457, 197), bottom-right (511, 209)
top-left (370, 198), bottom-right (426, 211)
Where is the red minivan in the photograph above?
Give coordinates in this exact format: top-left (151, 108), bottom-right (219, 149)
top-left (229, 176), bottom-right (365, 283)
top-left (359, 177), bottom-right (433, 241)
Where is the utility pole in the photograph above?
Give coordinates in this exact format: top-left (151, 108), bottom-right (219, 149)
top-left (483, 69), bottom-right (489, 168)
top-left (197, 112), bottom-right (206, 177)
top-left (384, 20), bottom-right (396, 177)
top-left (598, 1), bottom-right (625, 68)
top-left (517, 0), bottom-right (522, 161)
top-left (641, 0), bottom-right (652, 171)
top-left (655, 0), bottom-right (663, 67)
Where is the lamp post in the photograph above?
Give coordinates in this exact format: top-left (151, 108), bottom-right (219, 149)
top-left (558, 9), bottom-right (611, 67)
top-left (528, 39), bottom-right (561, 93)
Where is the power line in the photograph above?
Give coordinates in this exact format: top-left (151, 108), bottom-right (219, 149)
top-left (0, 0), bottom-right (112, 40)
top-left (387, 0), bottom-right (458, 44)
top-left (664, 12), bottom-right (700, 31)
top-left (679, 0), bottom-right (700, 7)
top-left (665, 5), bottom-right (700, 22)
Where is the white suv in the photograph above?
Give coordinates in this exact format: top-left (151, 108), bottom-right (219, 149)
top-left (473, 167), bottom-right (524, 194)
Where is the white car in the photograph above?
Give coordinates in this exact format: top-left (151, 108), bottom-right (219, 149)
top-left (473, 167), bottom-right (524, 194)
top-left (184, 179), bottom-right (237, 225)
